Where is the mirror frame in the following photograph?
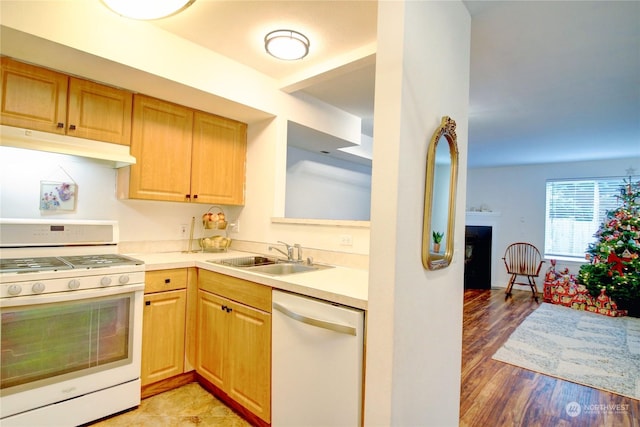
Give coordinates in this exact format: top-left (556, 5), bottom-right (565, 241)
top-left (422, 116), bottom-right (459, 270)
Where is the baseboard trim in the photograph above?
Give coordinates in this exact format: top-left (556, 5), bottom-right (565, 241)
top-left (141, 371), bottom-right (196, 399)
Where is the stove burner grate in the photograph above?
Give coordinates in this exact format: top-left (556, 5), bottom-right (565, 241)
top-left (59, 254), bottom-right (143, 268)
top-left (0, 254), bottom-right (143, 273)
top-left (0, 257), bottom-right (73, 273)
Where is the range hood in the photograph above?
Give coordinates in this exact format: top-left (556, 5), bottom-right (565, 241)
top-left (0, 125), bottom-right (136, 168)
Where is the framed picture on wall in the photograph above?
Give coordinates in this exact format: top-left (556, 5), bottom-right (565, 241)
top-left (40, 181), bottom-right (77, 212)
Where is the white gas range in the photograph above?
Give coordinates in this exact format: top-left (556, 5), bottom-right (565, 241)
top-left (0, 219), bottom-right (145, 427)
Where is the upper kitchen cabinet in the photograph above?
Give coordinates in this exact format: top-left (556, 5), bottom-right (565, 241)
top-left (66, 78), bottom-right (133, 145)
top-left (126, 95), bottom-right (194, 202)
top-left (0, 57), bottom-right (133, 145)
top-left (122, 94), bottom-right (247, 205)
top-left (0, 57), bottom-right (67, 134)
top-left (192, 111), bottom-right (247, 205)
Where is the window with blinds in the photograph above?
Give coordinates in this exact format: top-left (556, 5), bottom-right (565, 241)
top-left (544, 177), bottom-right (624, 259)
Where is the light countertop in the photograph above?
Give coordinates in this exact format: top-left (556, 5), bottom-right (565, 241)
top-left (128, 250), bottom-right (368, 310)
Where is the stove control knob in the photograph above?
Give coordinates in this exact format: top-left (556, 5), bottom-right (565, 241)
top-left (100, 277), bottom-right (112, 286)
top-left (32, 282), bottom-right (45, 294)
top-left (68, 279), bottom-right (81, 290)
top-left (119, 275), bottom-right (130, 284)
top-left (7, 284), bottom-right (22, 296)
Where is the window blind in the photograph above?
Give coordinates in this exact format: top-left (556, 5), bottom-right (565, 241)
top-left (544, 177), bottom-right (624, 259)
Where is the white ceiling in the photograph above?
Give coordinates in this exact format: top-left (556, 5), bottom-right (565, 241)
top-left (3, 1), bottom-right (639, 168)
top-left (148, 0), bottom-right (640, 168)
top-left (465, 1), bottom-right (640, 168)
top-left (150, 0), bottom-right (379, 137)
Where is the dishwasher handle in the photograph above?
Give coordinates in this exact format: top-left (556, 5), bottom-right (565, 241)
top-left (273, 301), bottom-right (357, 336)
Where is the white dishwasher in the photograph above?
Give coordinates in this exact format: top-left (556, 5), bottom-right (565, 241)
top-left (272, 290), bottom-right (365, 427)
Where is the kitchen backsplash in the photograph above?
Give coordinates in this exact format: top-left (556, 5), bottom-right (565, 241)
top-left (119, 238), bottom-right (369, 270)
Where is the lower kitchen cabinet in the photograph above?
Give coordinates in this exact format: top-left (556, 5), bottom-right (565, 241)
top-left (141, 269), bottom-right (188, 387)
top-left (197, 270), bottom-right (271, 423)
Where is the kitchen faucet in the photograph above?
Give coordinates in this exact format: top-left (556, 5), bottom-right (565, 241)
top-left (294, 243), bottom-right (303, 262)
top-left (269, 241), bottom-right (303, 262)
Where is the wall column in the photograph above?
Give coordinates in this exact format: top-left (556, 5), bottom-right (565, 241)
top-left (365, 1), bottom-right (470, 425)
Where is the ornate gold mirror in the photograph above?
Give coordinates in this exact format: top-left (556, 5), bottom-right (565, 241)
top-left (422, 116), bottom-right (459, 270)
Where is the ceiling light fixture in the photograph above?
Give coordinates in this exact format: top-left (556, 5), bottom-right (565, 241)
top-left (264, 30), bottom-right (310, 61)
top-left (101, 0), bottom-right (195, 20)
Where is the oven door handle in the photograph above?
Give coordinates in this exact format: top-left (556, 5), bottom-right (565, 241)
top-left (1, 284), bottom-right (145, 308)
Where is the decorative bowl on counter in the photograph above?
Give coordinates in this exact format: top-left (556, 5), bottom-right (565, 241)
top-left (199, 235), bottom-right (231, 252)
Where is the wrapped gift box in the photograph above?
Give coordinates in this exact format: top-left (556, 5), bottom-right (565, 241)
top-left (542, 261), bottom-right (626, 317)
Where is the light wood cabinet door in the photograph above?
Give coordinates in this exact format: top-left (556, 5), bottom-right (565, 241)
top-left (196, 290), bottom-right (229, 390)
top-left (67, 77), bottom-right (132, 145)
top-left (227, 299), bottom-right (271, 422)
top-left (141, 289), bottom-right (187, 386)
top-left (196, 286), bottom-right (271, 423)
top-left (191, 111), bottom-right (247, 205)
top-left (0, 57), bottom-right (67, 134)
top-left (128, 94), bottom-right (194, 202)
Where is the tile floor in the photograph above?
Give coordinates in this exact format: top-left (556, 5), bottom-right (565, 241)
top-left (89, 382), bottom-right (251, 427)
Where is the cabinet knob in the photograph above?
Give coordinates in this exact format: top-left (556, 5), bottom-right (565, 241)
top-left (69, 124), bottom-right (76, 130)
top-left (164, 278), bottom-right (171, 284)
top-left (186, 194), bottom-right (191, 199)
top-left (57, 122), bottom-right (64, 128)
top-left (193, 194), bottom-right (198, 199)
top-left (145, 300), bottom-right (151, 306)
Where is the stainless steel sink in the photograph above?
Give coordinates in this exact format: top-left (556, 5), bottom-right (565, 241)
top-left (209, 256), bottom-right (333, 275)
top-left (247, 263), bottom-right (319, 275)
top-left (213, 256), bottom-right (278, 268)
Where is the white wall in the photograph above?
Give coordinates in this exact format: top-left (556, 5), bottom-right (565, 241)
top-left (285, 146), bottom-right (372, 220)
top-left (0, 146), bottom-right (233, 245)
top-left (365, 1), bottom-right (470, 425)
top-left (0, 147), bottom-right (118, 220)
top-left (466, 156), bottom-right (640, 287)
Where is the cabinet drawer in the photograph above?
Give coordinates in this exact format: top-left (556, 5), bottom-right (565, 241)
top-left (199, 270), bottom-right (271, 312)
top-left (145, 269), bottom-right (188, 293)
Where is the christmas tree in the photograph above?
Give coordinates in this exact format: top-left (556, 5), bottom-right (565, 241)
top-left (577, 177), bottom-right (640, 315)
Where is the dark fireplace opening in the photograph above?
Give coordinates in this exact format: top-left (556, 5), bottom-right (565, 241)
top-left (464, 226), bottom-right (492, 290)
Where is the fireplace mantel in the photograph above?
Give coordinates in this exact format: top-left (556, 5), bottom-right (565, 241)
top-left (466, 211), bottom-right (501, 223)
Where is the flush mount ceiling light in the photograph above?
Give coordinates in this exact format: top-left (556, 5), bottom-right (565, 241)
top-left (264, 30), bottom-right (310, 61)
top-left (101, 0), bottom-right (195, 20)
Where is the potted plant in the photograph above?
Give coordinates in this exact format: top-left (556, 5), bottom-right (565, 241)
top-left (432, 231), bottom-right (444, 253)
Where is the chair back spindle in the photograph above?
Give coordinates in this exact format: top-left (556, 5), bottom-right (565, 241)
top-left (502, 242), bottom-right (544, 301)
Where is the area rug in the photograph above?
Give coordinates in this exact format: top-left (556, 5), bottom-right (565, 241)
top-left (492, 303), bottom-right (640, 400)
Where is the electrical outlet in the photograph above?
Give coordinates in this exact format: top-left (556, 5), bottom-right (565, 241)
top-left (179, 224), bottom-right (188, 238)
top-left (229, 220), bottom-right (240, 233)
top-left (339, 234), bottom-right (353, 246)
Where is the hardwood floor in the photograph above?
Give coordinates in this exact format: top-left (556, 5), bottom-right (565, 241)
top-left (460, 289), bottom-right (639, 427)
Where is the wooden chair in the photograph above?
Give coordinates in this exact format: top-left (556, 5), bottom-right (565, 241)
top-left (503, 242), bottom-right (545, 302)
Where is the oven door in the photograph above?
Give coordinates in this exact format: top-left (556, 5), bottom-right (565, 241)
top-left (0, 285), bottom-right (144, 419)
